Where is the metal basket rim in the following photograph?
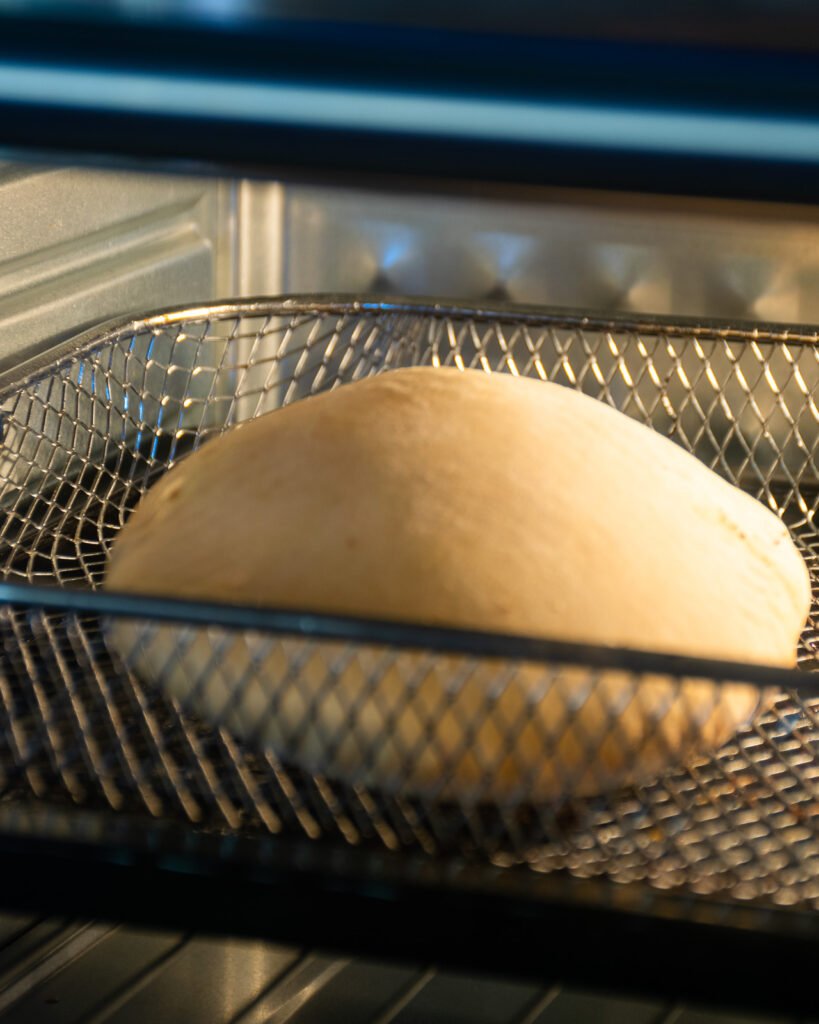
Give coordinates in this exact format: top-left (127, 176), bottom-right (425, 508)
top-left (3, 291), bottom-right (819, 400)
top-left (0, 580), bottom-right (812, 695)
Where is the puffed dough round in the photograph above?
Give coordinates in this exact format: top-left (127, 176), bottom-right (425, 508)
top-left (105, 367), bottom-right (811, 801)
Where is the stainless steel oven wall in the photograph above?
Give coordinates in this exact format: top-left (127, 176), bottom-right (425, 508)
top-left (238, 180), bottom-right (819, 323)
top-left (6, 168), bottom-right (819, 357)
top-left (0, 164), bottom-right (234, 374)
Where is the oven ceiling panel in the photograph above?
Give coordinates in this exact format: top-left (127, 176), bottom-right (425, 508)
top-left (3, 4), bottom-right (819, 198)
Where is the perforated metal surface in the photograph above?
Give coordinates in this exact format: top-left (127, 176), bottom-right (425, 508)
top-left (2, 298), bottom-right (819, 914)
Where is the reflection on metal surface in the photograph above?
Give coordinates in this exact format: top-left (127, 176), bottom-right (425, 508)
top-left (0, 910), bottom-right (795, 1023)
top-left (6, 61), bottom-right (819, 168)
top-left (276, 185), bottom-right (819, 322)
top-left (0, 165), bottom-right (232, 372)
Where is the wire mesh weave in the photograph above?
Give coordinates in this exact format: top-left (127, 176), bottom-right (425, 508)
top-left (3, 298), bottom-right (819, 911)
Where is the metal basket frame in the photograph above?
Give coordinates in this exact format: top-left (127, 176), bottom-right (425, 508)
top-left (2, 297), bottom-right (819, 1009)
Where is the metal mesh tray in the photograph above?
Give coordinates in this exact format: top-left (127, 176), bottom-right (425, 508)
top-left (3, 296), bottom-right (819, 925)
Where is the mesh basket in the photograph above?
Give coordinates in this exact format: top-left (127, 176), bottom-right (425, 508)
top-left (2, 297), bottom-right (819, 912)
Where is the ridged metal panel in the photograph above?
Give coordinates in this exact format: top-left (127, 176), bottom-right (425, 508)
top-left (0, 164), bottom-right (233, 372)
top-left (0, 912), bottom-right (799, 1024)
top-left (277, 182), bottom-right (819, 324)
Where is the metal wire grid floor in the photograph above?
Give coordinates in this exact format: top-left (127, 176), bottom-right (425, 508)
top-left (3, 299), bottom-right (819, 911)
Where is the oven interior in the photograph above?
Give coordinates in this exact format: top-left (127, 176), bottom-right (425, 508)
top-left (3, 5), bottom-right (819, 1019)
